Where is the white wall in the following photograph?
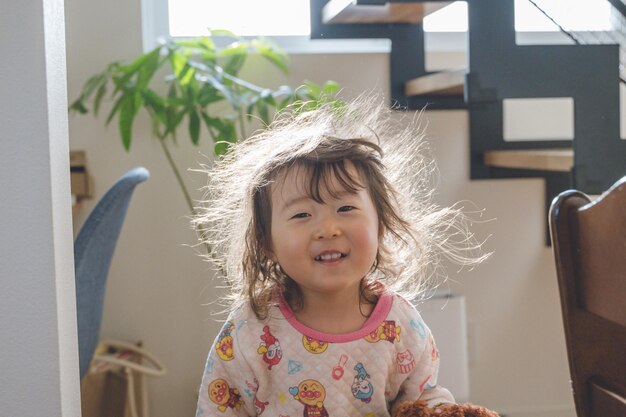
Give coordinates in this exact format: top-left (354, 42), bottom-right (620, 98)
top-left (64, 1), bottom-right (575, 416)
top-left (1, 0), bottom-right (80, 415)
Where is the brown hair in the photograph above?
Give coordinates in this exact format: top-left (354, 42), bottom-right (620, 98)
top-left (194, 94), bottom-right (488, 320)
top-left (244, 137), bottom-right (418, 319)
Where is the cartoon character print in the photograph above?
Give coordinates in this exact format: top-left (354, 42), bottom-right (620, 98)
top-left (254, 397), bottom-right (269, 415)
top-left (302, 335), bottom-right (329, 354)
top-left (289, 379), bottom-right (329, 417)
top-left (208, 378), bottom-right (244, 412)
top-left (257, 325), bottom-right (283, 370)
top-left (215, 320), bottom-right (235, 361)
top-left (351, 362), bottom-right (374, 404)
top-left (364, 320), bottom-right (401, 343)
top-left (396, 349), bottom-right (416, 374)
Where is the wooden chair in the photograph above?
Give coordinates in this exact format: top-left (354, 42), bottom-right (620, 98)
top-left (549, 175), bottom-right (626, 417)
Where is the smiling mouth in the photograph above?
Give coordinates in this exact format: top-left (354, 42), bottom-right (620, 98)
top-left (314, 252), bottom-right (347, 261)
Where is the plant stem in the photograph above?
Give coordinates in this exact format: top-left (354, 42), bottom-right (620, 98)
top-left (238, 107), bottom-right (246, 139)
top-left (159, 137), bottom-right (195, 214)
top-left (157, 136), bottom-right (213, 258)
top-left (235, 85), bottom-right (247, 139)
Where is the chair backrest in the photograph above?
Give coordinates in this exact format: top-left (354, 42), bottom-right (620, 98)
top-left (549, 175), bottom-right (626, 417)
top-left (74, 167), bottom-right (150, 379)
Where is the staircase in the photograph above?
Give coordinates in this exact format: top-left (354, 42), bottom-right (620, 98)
top-left (310, 0), bottom-right (626, 243)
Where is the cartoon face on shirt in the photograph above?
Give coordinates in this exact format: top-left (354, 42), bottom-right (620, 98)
top-left (215, 335), bottom-right (234, 361)
top-left (215, 320), bottom-right (235, 361)
top-left (364, 320), bottom-right (401, 343)
top-left (302, 335), bottom-right (329, 354)
top-left (208, 378), bottom-right (244, 412)
top-left (289, 379), bottom-right (326, 407)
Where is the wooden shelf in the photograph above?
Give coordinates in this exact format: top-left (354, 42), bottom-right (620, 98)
top-left (322, 0), bottom-right (452, 24)
top-left (483, 149), bottom-right (573, 172)
top-left (404, 69), bottom-right (465, 96)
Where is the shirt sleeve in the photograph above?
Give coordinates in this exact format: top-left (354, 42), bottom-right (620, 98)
top-left (196, 316), bottom-right (257, 417)
top-left (391, 307), bottom-right (455, 411)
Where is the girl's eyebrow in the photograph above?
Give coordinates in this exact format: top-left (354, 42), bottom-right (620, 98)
top-left (281, 190), bottom-right (357, 212)
top-left (280, 195), bottom-right (310, 213)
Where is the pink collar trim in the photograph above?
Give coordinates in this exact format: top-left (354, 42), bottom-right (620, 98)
top-left (277, 291), bottom-right (393, 343)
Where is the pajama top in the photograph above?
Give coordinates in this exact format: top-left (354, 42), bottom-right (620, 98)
top-left (196, 291), bottom-right (454, 416)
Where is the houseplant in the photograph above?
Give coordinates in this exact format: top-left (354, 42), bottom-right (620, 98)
top-left (70, 30), bottom-right (341, 224)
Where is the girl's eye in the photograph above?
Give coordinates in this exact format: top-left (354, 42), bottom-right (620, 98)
top-left (338, 206), bottom-right (355, 212)
top-left (291, 212), bottom-right (310, 219)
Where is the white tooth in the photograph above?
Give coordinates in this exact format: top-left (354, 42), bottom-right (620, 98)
top-left (319, 252), bottom-right (342, 261)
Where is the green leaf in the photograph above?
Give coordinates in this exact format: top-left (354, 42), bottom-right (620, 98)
top-left (119, 95), bottom-right (136, 151)
top-left (304, 80), bottom-right (322, 98)
top-left (145, 101), bottom-right (167, 133)
top-left (69, 100), bottom-right (89, 114)
top-left (261, 89), bottom-right (276, 108)
top-left (252, 38), bottom-right (289, 74)
top-left (214, 141), bottom-right (230, 155)
top-left (165, 109), bottom-right (187, 137)
top-left (200, 112), bottom-right (221, 130)
top-left (218, 41), bottom-right (248, 75)
top-left (120, 46), bottom-right (161, 75)
top-left (136, 48), bottom-right (161, 90)
top-left (93, 82), bottom-right (108, 116)
top-left (322, 80), bottom-right (341, 95)
top-left (217, 41), bottom-right (247, 57)
top-left (202, 73), bottom-right (234, 105)
top-left (81, 73), bottom-right (107, 99)
top-left (189, 109), bottom-right (200, 145)
top-left (256, 99), bottom-right (269, 125)
top-left (143, 89), bottom-right (165, 112)
top-left (198, 84), bottom-right (223, 106)
top-left (246, 101), bottom-right (256, 121)
top-left (277, 97), bottom-right (291, 111)
top-left (198, 36), bottom-right (216, 52)
top-left (170, 51), bottom-right (194, 86)
top-left (106, 94), bottom-right (126, 126)
top-left (218, 121), bottom-right (237, 143)
top-left (222, 52), bottom-right (247, 75)
top-left (209, 29), bottom-right (238, 39)
top-left (200, 114), bottom-right (236, 143)
top-left (133, 91), bottom-right (143, 117)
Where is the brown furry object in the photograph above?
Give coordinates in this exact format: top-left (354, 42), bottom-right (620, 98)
top-left (393, 399), bottom-right (500, 417)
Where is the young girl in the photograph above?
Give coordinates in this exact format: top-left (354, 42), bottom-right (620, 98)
top-left (194, 96), bottom-right (486, 416)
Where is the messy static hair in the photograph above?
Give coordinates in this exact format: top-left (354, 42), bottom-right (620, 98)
top-left (194, 94), bottom-right (488, 319)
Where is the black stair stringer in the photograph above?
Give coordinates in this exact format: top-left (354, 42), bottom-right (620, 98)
top-left (309, 0), bottom-right (466, 110)
top-left (467, 0), bottom-right (624, 195)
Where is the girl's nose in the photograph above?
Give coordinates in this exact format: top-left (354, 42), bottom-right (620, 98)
top-left (315, 216), bottom-right (341, 239)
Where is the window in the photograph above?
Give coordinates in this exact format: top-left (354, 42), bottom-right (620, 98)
top-left (142, 0), bottom-right (612, 52)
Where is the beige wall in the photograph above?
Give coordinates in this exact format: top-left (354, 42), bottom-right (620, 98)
top-left (64, 1), bottom-right (575, 416)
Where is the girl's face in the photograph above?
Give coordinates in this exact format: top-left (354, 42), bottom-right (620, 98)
top-left (268, 162), bottom-right (380, 301)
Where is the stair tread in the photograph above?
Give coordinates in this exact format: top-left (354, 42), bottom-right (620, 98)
top-left (405, 68), bottom-right (465, 96)
top-left (322, 0), bottom-right (453, 24)
top-left (484, 148), bottom-right (573, 172)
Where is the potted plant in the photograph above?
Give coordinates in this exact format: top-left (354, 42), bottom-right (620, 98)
top-left (70, 31), bottom-right (341, 230)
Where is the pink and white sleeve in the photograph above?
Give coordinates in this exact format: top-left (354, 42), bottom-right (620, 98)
top-left (196, 318), bottom-right (257, 416)
top-left (392, 316), bottom-right (455, 411)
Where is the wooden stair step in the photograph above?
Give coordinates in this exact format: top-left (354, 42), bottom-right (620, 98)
top-left (483, 149), bottom-right (573, 172)
top-left (405, 69), bottom-right (465, 96)
top-left (322, 0), bottom-right (453, 24)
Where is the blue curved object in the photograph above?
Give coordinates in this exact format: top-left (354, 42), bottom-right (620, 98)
top-left (74, 167), bottom-right (150, 379)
